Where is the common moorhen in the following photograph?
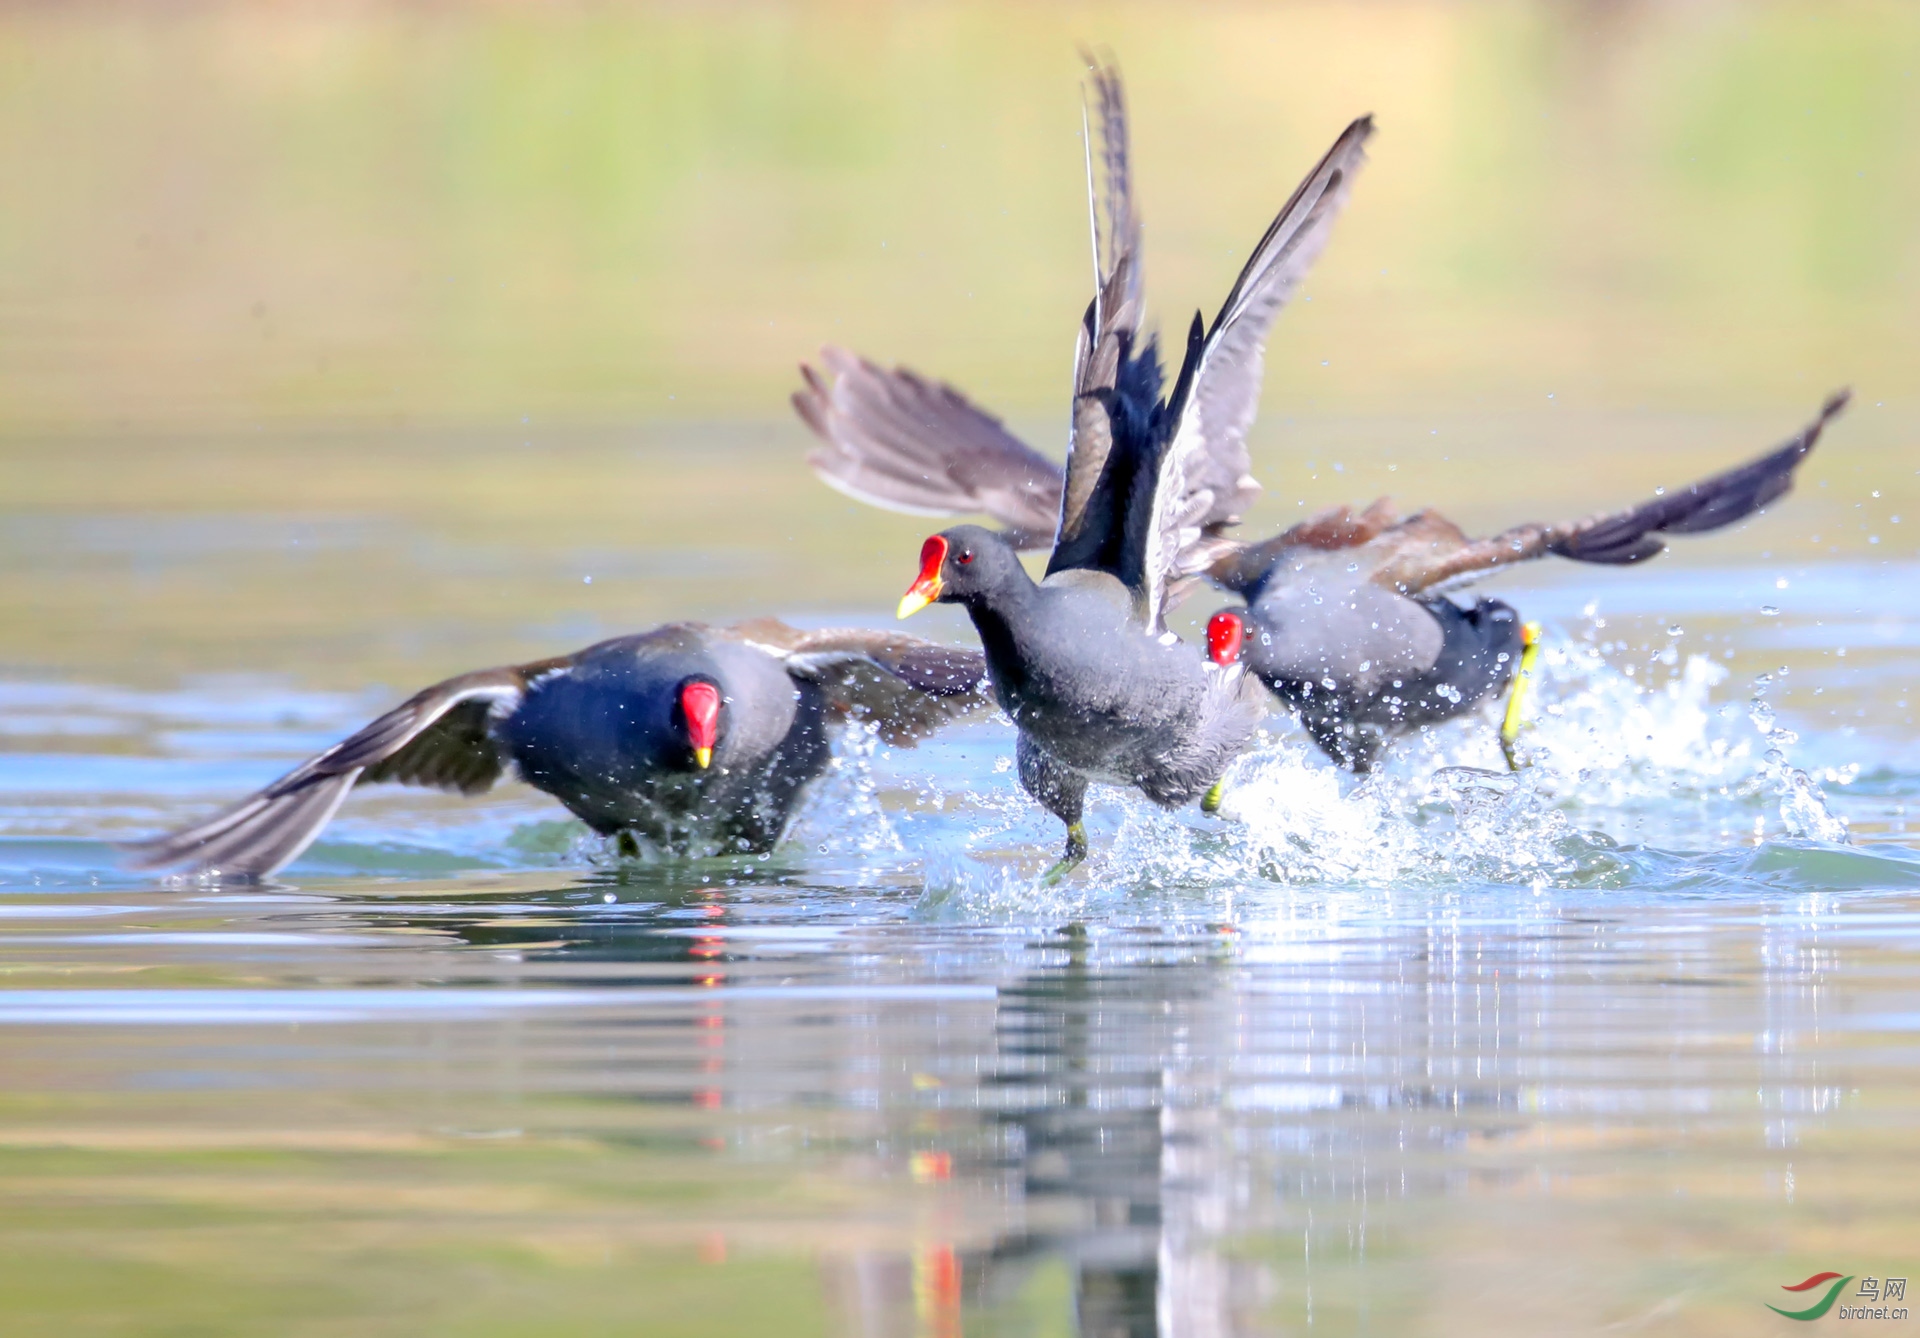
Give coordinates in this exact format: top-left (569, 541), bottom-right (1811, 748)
top-left (1204, 389), bottom-right (1850, 768)
top-left (796, 67), bottom-right (1849, 773)
top-left (124, 619), bottom-right (987, 878)
top-left (803, 333), bottom-right (1848, 771)
top-left (886, 61), bottom-right (1366, 877)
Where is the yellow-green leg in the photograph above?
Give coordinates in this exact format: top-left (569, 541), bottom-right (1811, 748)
top-left (1200, 777), bottom-right (1228, 814)
top-left (1039, 823), bottom-right (1088, 885)
top-left (1500, 622), bottom-right (1544, 771)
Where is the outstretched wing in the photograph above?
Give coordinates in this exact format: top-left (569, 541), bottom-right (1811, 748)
top-left (771, 627), bottom-right (992, 746)
top-left (1143, 115), bottom-right (1374, 625)
top-left (793, 347), bottom-right (1064, 549)
top-left (121, 661), bottom-right (563, 879)
top-left (1369, 390), bottom-right (1851, 593)
top-left (1206, 496), bottom-right (1404, 594)
top-left (1052, 55), bottom-right (1146, 568)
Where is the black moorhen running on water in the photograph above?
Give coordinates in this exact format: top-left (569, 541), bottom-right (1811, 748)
top-left (796, 78), bottom-right (1849, 773)
top-left (885, 61), bottom-right (1367, 878)
top-left (124, 620), bottom-right (986, 879)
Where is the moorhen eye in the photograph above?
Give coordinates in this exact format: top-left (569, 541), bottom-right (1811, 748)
top-left (957, 551), bottom-right (974, 565)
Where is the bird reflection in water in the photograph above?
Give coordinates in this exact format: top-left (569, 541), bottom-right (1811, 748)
top-left (819, 928), bottom-right (1253, 1338)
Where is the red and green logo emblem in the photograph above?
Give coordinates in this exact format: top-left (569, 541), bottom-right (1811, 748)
top-left (1769, 1272), bottom-right (1852, 1321)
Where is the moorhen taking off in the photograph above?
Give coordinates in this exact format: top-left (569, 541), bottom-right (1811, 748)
top-left (797, 74), bottom-right (1849, 773)
top-left (885, 61), bottom-right (1370, 877)
top-left (125, 619), bottom-right (987, 879)
top-left (806, 344), bottom-right (1848, 771)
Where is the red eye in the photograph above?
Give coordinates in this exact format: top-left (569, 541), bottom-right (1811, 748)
top-left (957, 550), bottom-right (974, 566)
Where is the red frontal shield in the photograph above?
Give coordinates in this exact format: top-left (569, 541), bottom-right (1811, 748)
top-left (680, 681), bottom-right (721, 767)
top-left (897, 535), bottom-right (948, 619)
top-left (1206, 611), bottom-right (1245, 666)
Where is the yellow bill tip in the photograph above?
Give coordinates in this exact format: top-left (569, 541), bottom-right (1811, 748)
top-left (896, 590), bottom-right (933, 620)
top-left (694, 746), bottom-right (712, 769)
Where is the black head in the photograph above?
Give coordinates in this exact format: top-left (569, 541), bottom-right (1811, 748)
top-left (896, 524), bottom-right (1027, 615)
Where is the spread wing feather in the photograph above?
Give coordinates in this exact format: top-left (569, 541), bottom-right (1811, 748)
top-left (1367, 390), bottom-right (1850, 593)
top-left (1055, 57), bottom-right (1144, 560)
top-left (774, 627), bottom-right (991, 745)
top-left (120, 663), bottom-right (557, 879)
top-left (1143, 114), bottom-right (1374, 625)
top-left (794, 347), bottom-right (1064, 549)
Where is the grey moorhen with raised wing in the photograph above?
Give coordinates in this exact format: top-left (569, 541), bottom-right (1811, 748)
top-left (885, 59), bottom-right (1365, 876)
top-left (125, 619), bottom-right (987, 878)
top-left (806, 341), bottom-right (1847, 771)
top-left (796, 71), bottom-right (1848, 773)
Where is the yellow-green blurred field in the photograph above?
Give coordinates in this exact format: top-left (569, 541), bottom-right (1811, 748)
top-left (2, 0), bottom-right (1916, 687)
top-left (3, 0), bottom-right (1916, 428)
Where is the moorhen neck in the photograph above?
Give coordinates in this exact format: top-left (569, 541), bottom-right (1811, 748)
top-left (884, 58), bottom-right (1358, 877)
top-left (124, 619), bottom-right (987, 879)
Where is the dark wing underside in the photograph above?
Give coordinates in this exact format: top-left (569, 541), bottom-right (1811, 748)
top-left (1049, 56), bottom-right (1147, 586)
top-left (732, 620), bottom-right (992, 746)
top-left (790, 63), bottom-right (1370, 629)
top-left (793, 347), bottom-right (1065, 550)
top-left (1350, 390), bottom-right (1850, 594)
top-left (1050, 88), bottom-right (1375, 625)
top-left (121, 661), bottom-right (560, 879)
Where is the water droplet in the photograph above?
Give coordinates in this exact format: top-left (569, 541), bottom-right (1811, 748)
top-left (1775, 578), bottom-right (1789, 589)
top-left (1759, 605), bottom-right (1779, 616)
top-left (583, 575), bottom-right (593, 584)
top-left (1667, 625), bottom-right (1683, 637)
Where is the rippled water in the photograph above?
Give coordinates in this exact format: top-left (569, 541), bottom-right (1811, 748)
top-left (4, 535), bottom-right (1918, 1334)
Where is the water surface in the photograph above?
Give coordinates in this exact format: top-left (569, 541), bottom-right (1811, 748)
top-left (4, 452), bottom-right (1918, 1334)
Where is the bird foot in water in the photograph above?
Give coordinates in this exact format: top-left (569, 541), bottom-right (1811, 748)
top-left (1038, 824), bottom-right (1089, 886)
top-left (1200, 778), bottom-right (1228, 815)
top-left (1499, 621), bottom-right (1544, 772)
top-left (615, 831), bottom-right (642, 860)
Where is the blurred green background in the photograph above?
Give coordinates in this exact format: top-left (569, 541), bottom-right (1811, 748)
top-left (4, 0), bottom-right (1917, 427)
top-left (1, 0), bottom-right (1914, 685)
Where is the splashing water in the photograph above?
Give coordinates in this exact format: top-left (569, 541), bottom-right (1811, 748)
top-left (1748, 673), bottom-right (1850, 844)
top-left (887, 633), bottom-right (1855, 904)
